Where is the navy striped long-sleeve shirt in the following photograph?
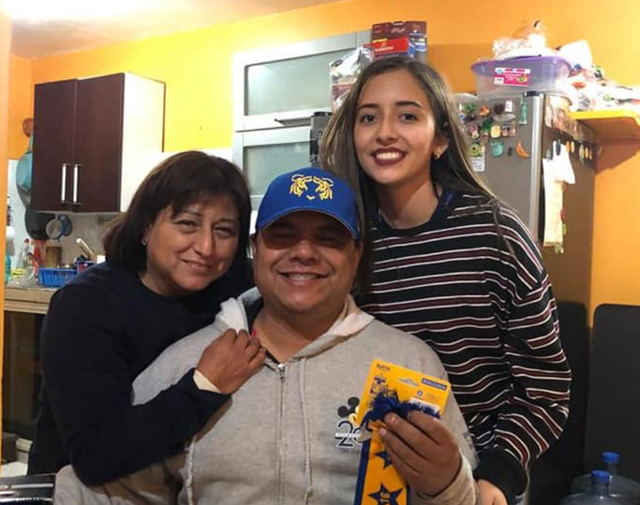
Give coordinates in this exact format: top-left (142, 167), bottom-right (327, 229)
top-left (357, 192), bottom-right (571, 503)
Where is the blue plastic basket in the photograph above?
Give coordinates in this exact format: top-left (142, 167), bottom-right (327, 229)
top-left (38, 268), bottom-right (77, 287)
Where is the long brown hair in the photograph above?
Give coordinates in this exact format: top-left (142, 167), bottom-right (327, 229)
top-left (320, 57), bottom-right (506, 291)
top-left (103, 151), bottom-right (251, 277)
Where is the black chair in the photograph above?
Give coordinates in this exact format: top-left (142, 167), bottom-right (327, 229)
top-left (529, 301), bottom-right (590, 505)
top-left (583, 304), bottom-right (640, 481)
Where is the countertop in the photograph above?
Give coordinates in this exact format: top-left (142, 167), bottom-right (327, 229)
top-left (4, 286), bottom-right (56, 314)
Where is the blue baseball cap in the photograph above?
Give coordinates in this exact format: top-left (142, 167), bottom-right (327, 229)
top-left (256, 167), bottom-right (360, 239)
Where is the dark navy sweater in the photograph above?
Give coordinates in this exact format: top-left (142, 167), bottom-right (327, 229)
top-left (28, 261), bottom-right (252, 485)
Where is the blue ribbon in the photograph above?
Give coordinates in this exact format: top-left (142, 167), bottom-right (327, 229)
top-left (354, 389), bottom-right (441, 505)
top-left (360, 388), bottom-right (440, 429)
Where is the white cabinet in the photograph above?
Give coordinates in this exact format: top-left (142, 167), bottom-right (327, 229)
top-left (232, 31), bottom-right (369, 206)
top-left (233, 127), bottom-right (310, 207)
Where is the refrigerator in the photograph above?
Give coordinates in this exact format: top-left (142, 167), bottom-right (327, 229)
top-left (459, 92), bottom-right (597, 505)
top-left (458, 92), bottom-right (597, 310)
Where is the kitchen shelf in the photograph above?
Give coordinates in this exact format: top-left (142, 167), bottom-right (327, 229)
top-left (570, 109), bottom-right (640, 141)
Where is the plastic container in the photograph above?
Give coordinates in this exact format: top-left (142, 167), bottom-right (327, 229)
top-left (38, 268), bottom-right (77, 288)
top-left (471, 55), bottom-right (571, 98)
top-left (5, 252), bottom-right (11, 285)
top-left (16, 238), bottom-right (31, 270)
top-left (571, 453), bottom-right (640, 505)
top-left (560, 471), bottom-right (626, 505)
top-left (76, 261), bottom-right (95, 273)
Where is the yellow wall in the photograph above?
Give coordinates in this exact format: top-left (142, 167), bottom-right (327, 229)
top-left (6, 0), bottom-right (640, 317)
top-left (9, 0), bottom-right (640, 150)
top-left (591, 145), bottom-right (640, 309)
top-left (1, 5), bottom-right (13, 463)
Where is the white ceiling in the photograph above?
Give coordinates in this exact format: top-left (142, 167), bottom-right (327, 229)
top-left (9, 0), bottom-right (340, 59)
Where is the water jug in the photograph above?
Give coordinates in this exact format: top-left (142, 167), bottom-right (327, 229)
top-left (571, 453), bottom-right (640, 505)
top-left (561, 470), bottom-right (625, 504)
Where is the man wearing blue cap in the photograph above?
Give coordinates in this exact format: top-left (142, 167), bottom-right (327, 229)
top-left (55, 168), bottom-right (478, 505)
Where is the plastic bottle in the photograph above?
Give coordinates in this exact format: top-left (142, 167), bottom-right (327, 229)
top-left (561, 470), bottom-right (626, 504)
top-left (16, 238), bottom-right (31, 269)
top-left (5, 251), bottom-right (11, 285)
top-left (571, 453), bottom-right (640, 505)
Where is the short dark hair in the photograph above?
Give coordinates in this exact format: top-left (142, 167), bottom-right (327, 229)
top-left (103, 151), bottom-right (251, 275)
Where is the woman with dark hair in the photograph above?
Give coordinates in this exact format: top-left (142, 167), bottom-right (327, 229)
top-left (321, 57), bottom-right (570, 505)
top-left (28, 151), bottom-right (264, 485)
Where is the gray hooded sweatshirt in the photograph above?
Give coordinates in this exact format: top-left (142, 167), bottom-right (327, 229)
top-left (55, 291), bottom-right (478, 505)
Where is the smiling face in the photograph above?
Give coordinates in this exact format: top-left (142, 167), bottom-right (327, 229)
top-left (251, 211), bottom-right (362, 328)
top-left (140, 194), bottom-right (240, 298)
top-left (353, 68), bottom-right (449, 193)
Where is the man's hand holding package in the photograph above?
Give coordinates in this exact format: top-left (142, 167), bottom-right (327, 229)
top-left (379, 411), bottom-right (462, 497)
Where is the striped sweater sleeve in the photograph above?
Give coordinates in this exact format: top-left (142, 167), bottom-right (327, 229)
top-left (474, 207), bottom-right (571, 502)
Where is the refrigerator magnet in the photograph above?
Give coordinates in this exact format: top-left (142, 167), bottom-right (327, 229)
top-left (469, 142), bottom-right (483, 157)
top-left (467, 124), bottom-right (480, 140)
top-left (518, 98), bottom-right (528, 125)
top-left (471, 155), bottom-right (485, 173)
top-left (490, 140), bottom-right (504, 157)
top-left (469, 143), bottom-right (485, 172)
top-left (494, 113), bottom-right (516, 123)
top-left (472, 156), bottom-right (486, 172)
top-left (463, 103), bottom-right (477, 122)
top-left (516, 141), bottom-right (530, 158)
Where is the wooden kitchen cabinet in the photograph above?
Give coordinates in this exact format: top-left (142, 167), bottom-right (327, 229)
top-left (3, 288), bottom-right (53, 441)
top-left (32, 73), bottom-right (165, 213)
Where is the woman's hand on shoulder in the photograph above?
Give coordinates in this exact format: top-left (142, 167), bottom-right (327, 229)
top-left (196, 329), bottom-right (265, 394)
top-left (477, 479), bottom-right (508, 505)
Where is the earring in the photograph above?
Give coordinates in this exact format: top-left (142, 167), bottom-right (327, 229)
top-left (433, 152), bottom-right (441, 160)
top-left (141, 237), bottom-right (148, 246)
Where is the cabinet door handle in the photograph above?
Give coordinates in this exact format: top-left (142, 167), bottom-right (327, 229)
top-left (73, 163), bottom-right (80, 204)
top-left (60, 163), bottom-right (68, 203)
top-left (274, 116), bottom-right (311, 127)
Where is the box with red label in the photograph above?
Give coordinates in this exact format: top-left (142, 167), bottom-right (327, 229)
top-left (370, 20), bottom-right (427, 61)
top-left (370, 37), bottom-right (419, 60)
top-left (371, 21), bottom-right (427, 42)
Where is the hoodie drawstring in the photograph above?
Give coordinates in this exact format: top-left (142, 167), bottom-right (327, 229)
top-left (299, 358), bottom-right (313, 503)
top-left (186, 435), bottom-right (197, 505)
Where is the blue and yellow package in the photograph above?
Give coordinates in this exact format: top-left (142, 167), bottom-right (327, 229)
top-left (353, 359), bottom-right (451, 505)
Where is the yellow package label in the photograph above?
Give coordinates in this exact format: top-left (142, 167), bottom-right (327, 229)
top-left (353, 360), bottom-right (452, 505)
top-left (355, 359), bottom-right (451, 428)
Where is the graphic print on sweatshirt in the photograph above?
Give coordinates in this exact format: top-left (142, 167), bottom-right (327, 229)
top-left (335, 395), bottom-right (363, 452)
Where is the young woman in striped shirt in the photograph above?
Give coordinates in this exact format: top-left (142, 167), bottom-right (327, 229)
top-left (320, 56), bottom-right (571, 505)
